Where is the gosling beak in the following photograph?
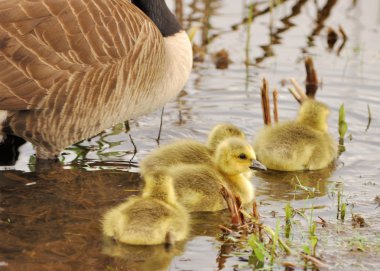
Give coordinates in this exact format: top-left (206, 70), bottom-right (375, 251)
top-left (250, 160), bottom-right (267, 171)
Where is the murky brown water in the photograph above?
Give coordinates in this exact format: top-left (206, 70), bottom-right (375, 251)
top-left (1, 0), bottom-right (380, 270)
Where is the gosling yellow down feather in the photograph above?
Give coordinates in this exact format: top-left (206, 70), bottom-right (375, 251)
top-left (140, 123), bottom-right (246, 175)
top-left (102, 170), bottom-right (189, 245)
top-left (253, 99), bottom-right (337, 171)
top-left (206, 123), bottom-right (246, 152)
top-left (141, 137), bottom-right (266, 212)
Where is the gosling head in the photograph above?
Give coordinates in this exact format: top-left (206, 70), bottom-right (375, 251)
top-left (214, 137), bottom-right (266, 176)
top-left (142, 169), bottom-right (176, 204)
top-left (207, 123), bottom-right (246, 151)
top-left (297, 99), bottom-right (330, 132)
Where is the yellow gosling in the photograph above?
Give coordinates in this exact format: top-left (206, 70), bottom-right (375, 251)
top-left (253, 99), bottom-right (337, 171)
top-left (165, 137), bottom-right (266, 212)
top-left (102, 170), bottom-right (189, 245)
top-left (207, 123), bottom-right (246, 152)
top-left (140, 123), bottom-right (245, 175)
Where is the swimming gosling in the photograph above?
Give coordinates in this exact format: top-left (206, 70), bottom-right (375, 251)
top-left (102, 170), bottom-right (189, 245)
top-left (253, 99), bottom-right (337, 171)
top-left (206, 123), bottom-right (246, 152)
top-left (140, 123), bottom-right (245, 175)
top-left (145, 137), bottom-right (267, 212)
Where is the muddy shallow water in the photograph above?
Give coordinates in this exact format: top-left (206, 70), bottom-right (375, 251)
top-left (1, 0), bottom-right (380, 270)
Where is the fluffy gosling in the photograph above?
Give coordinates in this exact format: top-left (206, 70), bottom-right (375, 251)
top-left (207, 123), bottom-right (246, 152)
top-left (140, 123), bottom-right (245, 175)
top-left (162, 137), bottom-right (266, 212)
top-left (253, 99), bottom-right (337, 171)
top-left (102, 170), bottom-right (189, 245)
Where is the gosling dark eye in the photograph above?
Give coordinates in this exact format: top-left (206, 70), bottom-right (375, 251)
top-left (238, 153), bottom-right (247, 160)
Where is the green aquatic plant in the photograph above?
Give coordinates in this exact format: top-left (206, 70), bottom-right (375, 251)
top-left (270, 220), bottom-right (281, 265)
top-left (248, 234), bottom-right (268, 263)
top-left (338, 103), bottom-right (348, 154)
top-left (338, 104), bottom-right (348, 139)
top-left (245, 2), bottom-right (254, 66)
top-left (336, 190), bottom-right (347, 221)
top-left (295, 176), bottom-right (316, 197)
top-left (341, 202), bottom-right (347, 221)
top-left (284, 202), bottom-right (294, 238)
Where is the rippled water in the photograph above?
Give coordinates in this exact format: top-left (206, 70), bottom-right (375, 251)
top-left (1, 0), bottom-right (380, 270)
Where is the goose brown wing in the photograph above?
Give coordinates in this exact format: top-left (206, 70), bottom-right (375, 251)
top-left (0, 0), bottom-right (162, 110)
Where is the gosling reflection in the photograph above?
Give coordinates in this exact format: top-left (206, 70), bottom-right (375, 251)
top-left (254, 165), bottom-right (335, 201)
top-left (102, 238), bottom-right (186, 271)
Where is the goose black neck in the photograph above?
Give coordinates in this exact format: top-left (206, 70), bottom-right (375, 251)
top-left (132, 0), bottom-right (182, 37)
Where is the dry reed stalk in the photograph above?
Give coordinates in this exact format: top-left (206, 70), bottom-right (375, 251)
top-left (338, 25), bottom-right (347, 41)
top-left (304, 57), bottom-right (318, 98)
top-left (221, 186), bottom-right (243, 226)
top-left (337, 25), bottom-right (348, 56)
top-left (261, 78), bottom-right (272, 125)
top-left (156, 107), bottom-right (165, 144)
top-left (252, 199), bottom-right (260, 221)
top-left (201, 0), bottom-right (211, 48)
top-left (300, 253), bottom-right (330, 269)
top-left (289, 78), bottom-right (307, 102)
top-left (218, 225), bottom-right (234, 234)
top-left (282, 261), bottom-right (299, 269)
top-left (273, 88), bottom-right (279, 123)
top-left (288, 87), bottom-right (302, 104)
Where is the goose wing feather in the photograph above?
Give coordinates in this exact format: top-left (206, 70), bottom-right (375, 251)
top-left (0, 0), bottom-right (162, 110)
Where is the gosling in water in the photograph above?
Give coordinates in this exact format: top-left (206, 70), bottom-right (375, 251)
top-left (253, 99), bottom-right (337, 171)
top-left (102, 170), bottom-right (189, 245)
top-left (142, 137), bottom-right (266, 212)
top-left (140, 123), bottom-right (246, 175)
top-left (206, 123), bottom-right (246, 152)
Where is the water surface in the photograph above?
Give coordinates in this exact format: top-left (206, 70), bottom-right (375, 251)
top-left (1, 0), bottom-right (380, 270)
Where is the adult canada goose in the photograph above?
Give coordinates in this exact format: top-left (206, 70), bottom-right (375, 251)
top-left (0, 0), bottom-right (192, 159)
top-left (141, 137), bottom-right (267, 212)
top-left (140, 123), bottom-right (246, 174)
top-left (102, 170), bottom-right (189, 245)
top-left (253, 99), bottom-right (337, 171)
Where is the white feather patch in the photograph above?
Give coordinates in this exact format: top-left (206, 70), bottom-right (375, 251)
top-left (124, 30), bottom-right (193, 120)
top-left (0, 110), bottom-right (8, 142)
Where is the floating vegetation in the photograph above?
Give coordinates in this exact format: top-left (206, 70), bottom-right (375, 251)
top-left (212, 49), bottom-right (231, 69)
top-left (352, 214), bottom-right (368, 228)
